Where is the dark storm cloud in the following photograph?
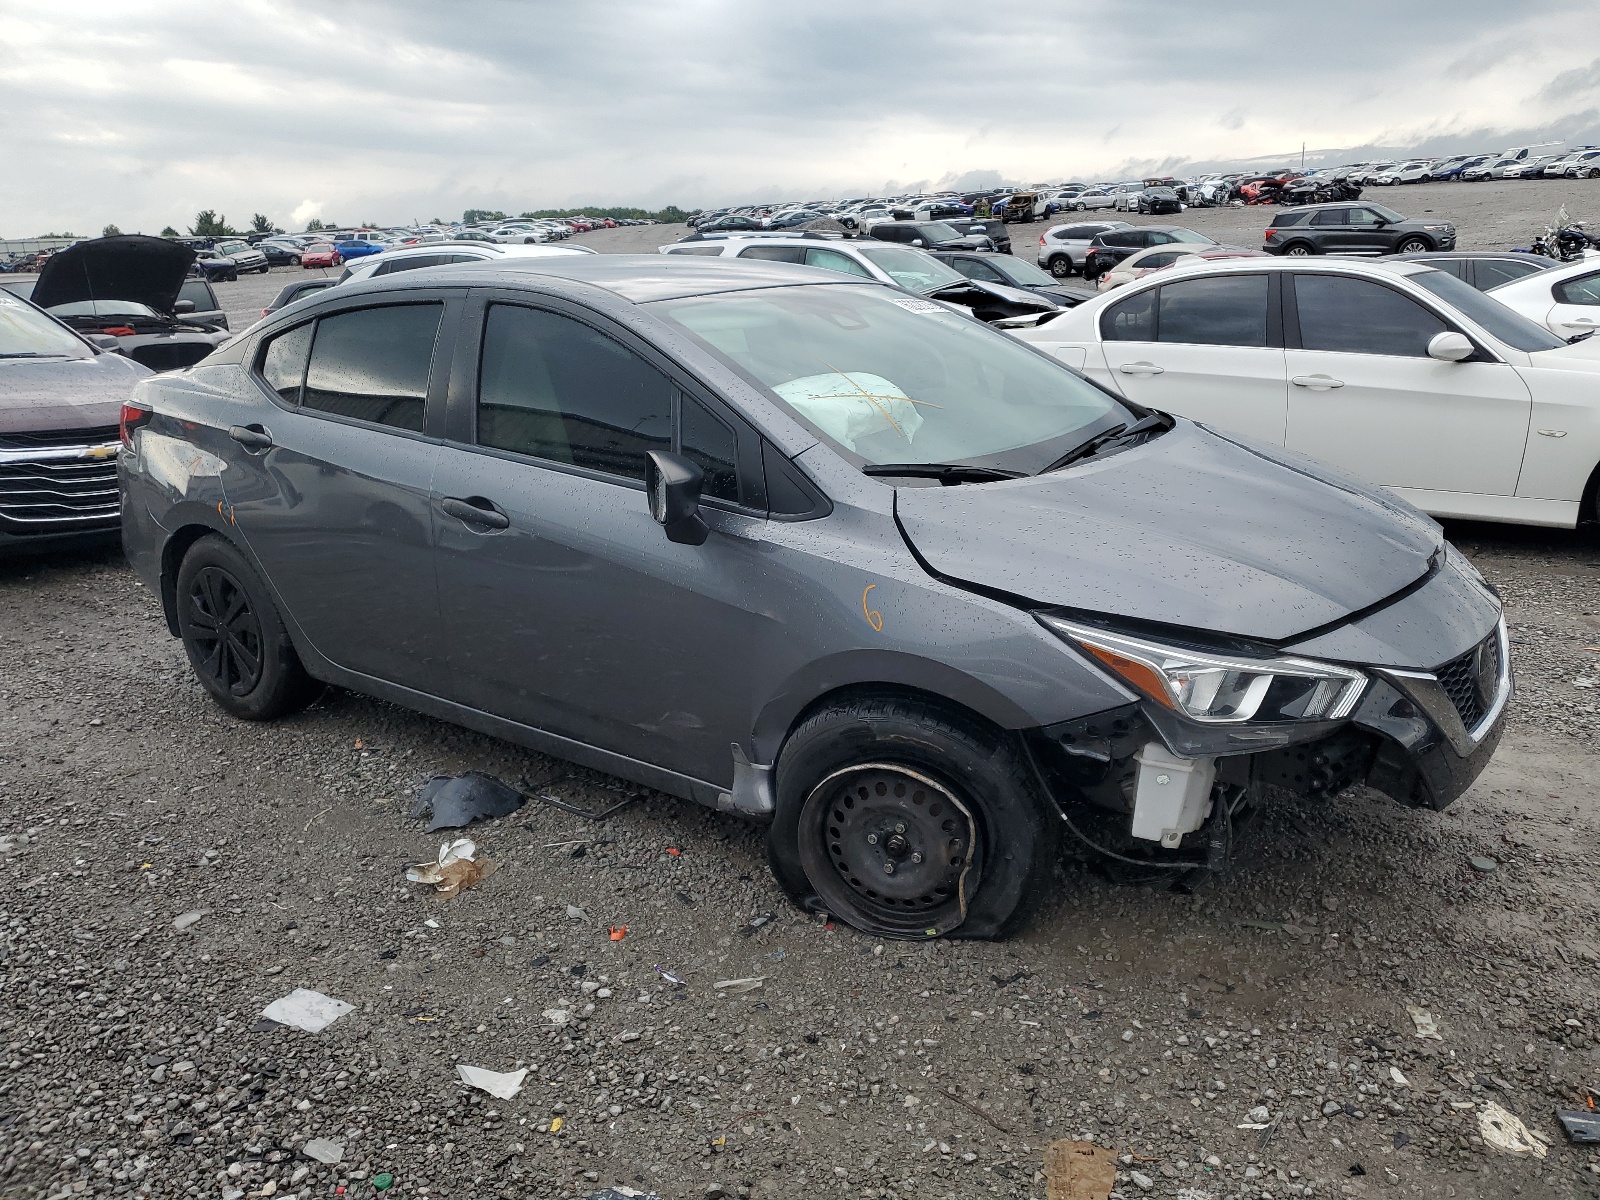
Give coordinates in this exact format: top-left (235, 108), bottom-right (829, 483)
top-left (0, 0), bottom-right (1593, 235)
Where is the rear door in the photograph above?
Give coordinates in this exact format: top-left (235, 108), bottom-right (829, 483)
top-left (1544, 267), bottom-right (1600, 338)
top-left (429, 291), bottom-right (780, 784)
top-left (223, 293), bottom-right (459, 690)
top-left (1283, 272), bottom-right (1531, 498)
top-left (1096, 273), bottom-right (1289, 442)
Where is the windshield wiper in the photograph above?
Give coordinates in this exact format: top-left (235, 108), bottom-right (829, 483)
top-left (1039, 413), bottom-right (1173, 474)
top-left (0, 352), bottom-right (71, 359)
top-left (862, 463), bottom-right (1026, 483)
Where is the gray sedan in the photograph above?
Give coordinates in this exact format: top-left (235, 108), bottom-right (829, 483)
top-left (119, 255), bottom-right (1508, 939)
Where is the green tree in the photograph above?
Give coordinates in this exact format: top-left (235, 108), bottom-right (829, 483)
top-left (159, 226), bottom-right (181, 238)
top-left (101, 224), bottom-right (122, 237)
top-left (250, 213), bottom-right (275, 234)
top-left (305, 217), bottom-right (327, 233)
top-left (429, 217), bottom-right (445, 226)
top-left (463, 208), bottom-right (506, 224)
top-left (190, 210), bottom-right (237, 237)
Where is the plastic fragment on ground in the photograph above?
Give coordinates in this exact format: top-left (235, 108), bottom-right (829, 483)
top-left (1478, 1101), bottom-right (1548, 1157)
top-left (260, 988), bottom-right (354, 1034)
top-left (712, 977), bottom-right (765, 993)
top-left (456, 1063), bottom-right (527, 1100)
top-left (1390, 1066), bottom-right (1409, 1087)
top-left (301, 1138), bottom-right (343, 1164)
top-left (410, 771), bottom-right (524, 831)
top-left (405, 838), bottom-right (498, 899)
top-left (172, 910), bottom-right (207, 931)
top-left (1556, 1107), bottom-right (1600, 1143)
top-left (1042, 1138), bottom-right (1118, 1200)
top-left (1405, 1004), bottom-right (1443, 1040)
top-left (582, 1188), bottom-right (658, 1199)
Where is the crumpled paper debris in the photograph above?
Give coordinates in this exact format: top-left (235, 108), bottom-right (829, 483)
top-left (406, 837), bottom-right (498, 899)
top-left (456, 1063), bottom-right (527, 1099)
top-left (1478, 1100), bottom-right (1548, 1157)
top-left (260, 988), bottom-right (354, 1034)
top-left (1043, 1138), bottom-right (1118, 1200)
top-left (1406, 1004), bottom-right (1443, 1040)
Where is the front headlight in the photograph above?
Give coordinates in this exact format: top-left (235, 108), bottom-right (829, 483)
top-left (1039, 616), bottom-right (1367, 724)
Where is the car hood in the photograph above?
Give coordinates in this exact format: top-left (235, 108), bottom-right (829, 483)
top-left (0, 352), bottom-right (151, 435)
top-left (894, 421), bottom-right (1443, 642)
top-left (927, 279), bottom-right (1058, 312)
top-left (33, 235), bottom-right (196, 314)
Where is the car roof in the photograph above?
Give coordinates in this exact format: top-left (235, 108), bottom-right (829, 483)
top-left (339, 252), bottom-right (874, 304)
top-left (1106, 255), bottom-right (1437, 285)
top-left (1389, 251), bottom-right (1555, 267)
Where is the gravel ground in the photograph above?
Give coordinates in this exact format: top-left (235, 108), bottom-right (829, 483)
top-left (5, 184), bottom-right (1600, 1200)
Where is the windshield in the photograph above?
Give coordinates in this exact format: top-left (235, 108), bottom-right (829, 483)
top-left (856, 246), bottom-right (967, 293)
top-left (993, 257), bottom-right (1056, 286)
top-left (0, 292), bottom-right (91, 358)
top-left (919, 223), bottom-right (967, 245)
top-left (1168, 229), bottom-right (1216, 244)
top-left (1410, 270), bottom-right (1566, 353)
top-left (1368, 204), bottom-right (1406, 223)
top-left (47, 300), bottom-right (163, 319)
top-left (652, 284), bottom-right (1129, 472)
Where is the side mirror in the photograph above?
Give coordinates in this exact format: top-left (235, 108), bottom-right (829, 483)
top-left (173, 299), bottom-right (196, 313)
top-left (1427, 331), bottom-right (1475, 362)
top-left (911, 239), bottom-right (924, 247)
top-left (645, 452), bottom-right (709, 546)
top-left (86, 334), bottom-right (122, 352)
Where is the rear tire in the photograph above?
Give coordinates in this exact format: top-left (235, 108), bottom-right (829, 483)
top-left (1048, 257), bottom-right (1073, 279)
top-left (767, 695), bottom-right (1059, 940)
top-left (1282, 242), bottom-right (1315, 256)
top-left (175, 535), bottom-right (321, 721)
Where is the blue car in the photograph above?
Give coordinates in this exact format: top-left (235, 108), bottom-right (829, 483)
top-left (335, 238), bottom-right (385, 259)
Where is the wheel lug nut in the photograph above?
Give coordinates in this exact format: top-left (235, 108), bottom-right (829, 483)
top-left (895, 823), bottom-right (906, 834)
top-left (911, 852), bottom-right (922, 864)
top-left (884, 861), bottom-right (896, 875)
top-left (866, 833), bottom-right (878, 845)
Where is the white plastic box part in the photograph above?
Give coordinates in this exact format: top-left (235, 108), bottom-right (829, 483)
top-left (1130, 742), bottom-right (1217, 848)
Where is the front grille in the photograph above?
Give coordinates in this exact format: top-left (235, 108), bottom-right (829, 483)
top-left (0, 428), bottom-right (122, 534)
top-left (1435, 632), bottom-right (1500, 730)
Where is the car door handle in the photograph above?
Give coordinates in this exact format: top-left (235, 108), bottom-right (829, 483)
top-left (1291, 375), bottom-right (1345, 390)
top-left (1559, 317), bottom-right (1598, 327)
top-left (1117, 362), bottom-right (1165, 375)
top-left (228, 424), bottom-right (274, 451)
top-left (440, 496), bottom-right (510, 531)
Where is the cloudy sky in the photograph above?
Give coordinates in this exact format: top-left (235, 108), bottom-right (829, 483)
top-left (3, 0), bottom-right (1600, 234)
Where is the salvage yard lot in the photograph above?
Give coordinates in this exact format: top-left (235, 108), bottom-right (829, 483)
top-left (2, 176), bottom-right (1600, 1200)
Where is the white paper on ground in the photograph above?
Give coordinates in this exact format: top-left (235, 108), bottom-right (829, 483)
top-left (456, 1063), bottom-right (528, 1100)
top-left (261, 988), bottom-right (354, 1033)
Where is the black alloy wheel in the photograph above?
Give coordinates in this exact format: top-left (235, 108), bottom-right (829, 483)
top-left (175, 534), bottom-right (321, 720)
top-left (1049, 257), bottom-right (1073, 279)
top-left (185, 566), bottom-right (263, 697)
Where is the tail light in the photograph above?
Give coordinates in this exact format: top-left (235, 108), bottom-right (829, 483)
top-left (1039, 235), bottom-right (1047, 245)
top-left (1264, 229), bottom-right (1278, 239)
top-left (119, 402), bottom-right (153, 450)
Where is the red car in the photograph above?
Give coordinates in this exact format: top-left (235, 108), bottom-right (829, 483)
top-left (300, 243), bottom-right (343, 269)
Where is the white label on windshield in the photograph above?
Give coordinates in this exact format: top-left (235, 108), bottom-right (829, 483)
top-left (887, 297), bottom-right (946, 314)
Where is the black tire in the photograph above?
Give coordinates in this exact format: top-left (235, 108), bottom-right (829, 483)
top-left (1048, 256), bottom-right (1073, 279)
top-left (1281, 242), bottom-right (1315, 256)
top-left (1073, 201), bottom-right (1087, 211)
top-left (290, 255), bottom-right (301, 266)
top-left (767, 695), bottom-right (1059, 941)
top-left (259, 264), bottom-right (270, 274)
top-left (1396, 237), bottom-right (1431, 254)
top-left (1589, 168), bottom-right (1599, 180)
top-left (225, 270), bottom-right (238, 282)
top-left (175, 535), bottom-right (320, 721)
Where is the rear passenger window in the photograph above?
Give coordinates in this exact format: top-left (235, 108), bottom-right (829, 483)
top-left (1158, 276), bottom-right (1269, 347)
top-left (258, 322), bottom-right (313, 404)
top-left (302, 303), bottom-right (443, 431)
top-left (1474, 260), bottom-right (1541, 290)
top-left (1310, 209), bottom-right (1348, 226)
top-left (665, 245), bottom-right (725, 256)
top-left (737, 245), bottom-right (807, 263)
top-left (1554, 272), bottom-right (1600, 305)
top-left (680, 397), bottom-right (739, 502)
top-left (1292, 275), bottom-right (1448, 357)
top-left (372, 254), bottom-right (443, 276)
top-left (1101, 288), bottom-right (1156, 341)
top-left (477, 304), bottom-right (671, 481)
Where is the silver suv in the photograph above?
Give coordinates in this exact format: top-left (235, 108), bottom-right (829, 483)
top-left (1036, 221), bottom-right (1133, 278)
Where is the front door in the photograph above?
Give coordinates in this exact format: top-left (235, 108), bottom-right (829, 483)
top-left (431, 294), bottom-right (777, 785)
top-left (1545, 267), bottom-right (1600, 338)
top-left (1283, 272), bottom-right (1530, 498)
top-left (222, 295), bottom-right (458, 690)
top-left (1096, 273), bottom-right (1289, 443)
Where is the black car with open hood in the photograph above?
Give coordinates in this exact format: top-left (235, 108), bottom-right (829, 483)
top-left (32, 235), bottom-right (229, 372)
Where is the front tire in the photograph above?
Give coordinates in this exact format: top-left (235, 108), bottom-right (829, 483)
top-left (1396, 237), bottom-right (1431, 253)
top-left (1074, 201), bottom-right (1086, 211)
top-left (176, 535), bottom-right (320, 721)
top-left (767, 695), bottom-right (1058, 940)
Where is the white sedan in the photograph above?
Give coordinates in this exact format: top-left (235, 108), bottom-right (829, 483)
top-left (1010, 256), bottom-right (1600, 527)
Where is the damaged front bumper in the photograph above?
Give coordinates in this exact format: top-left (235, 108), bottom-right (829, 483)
top-left (1030, 616), bottom-right (1510, 859)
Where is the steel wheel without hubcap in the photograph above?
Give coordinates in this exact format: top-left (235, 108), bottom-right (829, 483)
top-left (185, 566), bottom-right (263, 697)
top-left (797, 764), bottom-right (982, 937)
